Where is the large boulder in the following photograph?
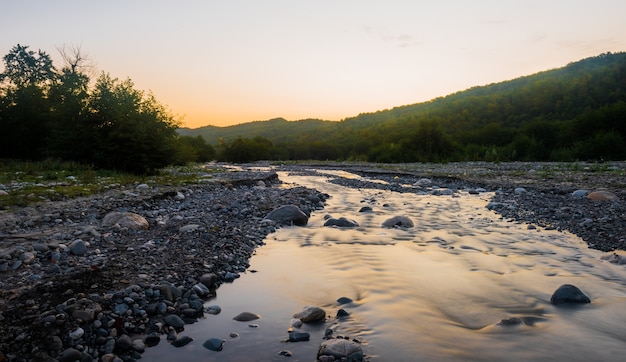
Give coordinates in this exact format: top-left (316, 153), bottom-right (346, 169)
top-left (264, 205), bottom-right (309, 226)
top-left (550, 284), bottom-right (591, 305)
top-left (102, 211), bottom-right (149, 230)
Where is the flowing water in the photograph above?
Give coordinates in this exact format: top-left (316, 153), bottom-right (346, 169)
top-left (145, 170), bottom-right (626, 361)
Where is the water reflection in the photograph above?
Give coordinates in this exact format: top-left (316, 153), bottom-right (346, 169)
top-left (145, 171), bottom-right (626, 361)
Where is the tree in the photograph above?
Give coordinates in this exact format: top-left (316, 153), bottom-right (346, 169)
top-left (0, 44), bottom-right (57, 158)
top-left (85, 73), bottom-right (180, 173)
top-left (48, 46), bottom-right (92, 159)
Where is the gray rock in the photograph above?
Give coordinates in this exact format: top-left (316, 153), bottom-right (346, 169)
top-left (171, 335), bottom-right (193, 347)
top-left (57, 348), bottom-right (83, 362)
top-left (382, 215), bottom-right (414, 228)
top-left (164, 314), bottom-right (185, 328)
top-left (264, 205), bottom-right (309, 226)
top-left (550, 284), bottom-right (591, 305)
top-left (324, 217), bottom-right (359, 227)
top-left (69, 239), bottom-right (87, 256)
top-left (317, 338), bottom-right (363, 361)
top-left (288, 332), bottom-right (310, 342)
top-left (199, 273), bottom-right (218, 288)
top-left (115, 334), bottom-right (133, 351)
top-left (571, 189), bottom-right (589, 198)
top-left (233, 312), bottom-right (260, 321)
top-left (102, 211), bottom-right (149, 230)
top-left (293, 306), bottom-right (325, 323)
top-left (202, 338), bottom-right (224, 351)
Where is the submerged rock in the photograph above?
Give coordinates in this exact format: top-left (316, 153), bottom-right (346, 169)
top-left (550, 284), bottom-right (591, 305)
top-left (382, 215), bottom-right (414, 228)
top-left (264, 205), bottom-right (309, 226)
top-left (324, 217), bottom-right (359, 227)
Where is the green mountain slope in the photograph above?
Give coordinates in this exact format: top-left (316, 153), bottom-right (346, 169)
top-left (181, 52), bottom-right (626, 162)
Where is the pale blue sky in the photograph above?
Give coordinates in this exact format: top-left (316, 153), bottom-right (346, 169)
top-left (2, 0), bottom-right (626, 127)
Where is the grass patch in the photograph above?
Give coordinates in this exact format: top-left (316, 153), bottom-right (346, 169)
top-left (0, 160), bottom-right (224, 209)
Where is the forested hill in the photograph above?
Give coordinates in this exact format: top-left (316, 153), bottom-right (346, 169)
top-left (181, 52), bottom-right (626, 162)
top-left (178, 118), bottom-right (332, 145)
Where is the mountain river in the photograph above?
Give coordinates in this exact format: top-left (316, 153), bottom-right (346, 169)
top-left (144, 169), bottom-right (626, 361)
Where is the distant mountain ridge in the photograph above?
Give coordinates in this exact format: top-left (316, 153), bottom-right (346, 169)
top-left (179, 52), bottom-right (626, 162)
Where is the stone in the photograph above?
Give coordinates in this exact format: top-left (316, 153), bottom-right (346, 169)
top-left (69, 239), bottom-right (87, 256)
top-left (115, 334), bottom-right (133, 351)
top-left (264, 205), bottom-right (309, 226)
top-left (293, 306), bottom-right (325, 323)
top-left (550, 284), bottom-right (591, 305)
top-left (571, 189), bottom-right (589, 198)
top-left (288, 332), bottom-right (310, 342)
top-left (233, 312), bottom-right (260, 321)
top-left (102, 211), bottom-right (149, 230)
top-left (358, 206), bottom-right (373, 212)
top-left (206, 305), bottom-right (222, 315)
top-left (199, 273), bottom-right (219, 288)
top-left (587, 190), bottom-right (619, 201)
top-left (337, 297), bottom-right (353, 305)
top-left (171, 335), bottom-right (194, 347)
top-left (514, 187), bottom-right (527, 194)
top-left (144, 332), bottom-right (161, 347)
top-left (317, 338), bottom-right (363, 362)
top-left (179, 224), bottom-right (200, 233)
top-left (202, 338), bottom-right (224, 351)
top-left (164, 314), bottom-right (185, 328)
top-left (414, 178), bottom-right (432, 187)
top-left (324, 217), bottom-right (359, 227)
top-left (57, 348), bottom-right (83, 362)
top-left (382, 215), bottom-right (414, 228)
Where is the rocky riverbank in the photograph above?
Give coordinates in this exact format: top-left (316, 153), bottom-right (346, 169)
top-left (0, 167), bottom-right (327, 361)
top-left (1, 162), bottom-right (624, 361)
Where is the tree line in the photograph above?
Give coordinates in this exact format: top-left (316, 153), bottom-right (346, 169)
top-left (0, 44), bottom-right (214, 173)
top-left (2, 44), bottom-right (625, 168)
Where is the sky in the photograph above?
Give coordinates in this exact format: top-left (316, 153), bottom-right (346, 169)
top-left (2, 0), bottom-right (626, 128)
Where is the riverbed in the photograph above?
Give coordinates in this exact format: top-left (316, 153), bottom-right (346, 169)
top-left (144, 169), bottom-right (626, 361)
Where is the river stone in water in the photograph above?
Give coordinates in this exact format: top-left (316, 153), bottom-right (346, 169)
top-left (233, 312), bottom-right (260, 321)
top-left (264, 205), bottom-right (309, 226)
top-left (293, 306), bottom-right (326, 322)
top-left (550, 284), bottom-right (591, 305)
top-left (317, 339), bottom-right (363, 362)
top-left (324, 217), bottom-right (359, 227)
top-left (382, 215), bottom-right (414, 228)
top-left (203, 338), bottom-right (224, 351)
top-left (172, 335), bottom-right (194, 347)
top-left (102, 211), bottom-right (149, 230)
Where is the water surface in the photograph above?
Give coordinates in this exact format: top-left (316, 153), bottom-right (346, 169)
top-left (145, 170), bottom-right (626, 361)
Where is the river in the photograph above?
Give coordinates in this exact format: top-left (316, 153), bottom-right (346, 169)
top-left (145, 169), bottom-right (626, 361)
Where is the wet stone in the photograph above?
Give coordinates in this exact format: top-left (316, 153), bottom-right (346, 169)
top-left (203, 338), bottom-right (224, 351)
top-left (293, 306), bottom-right (326, 323)
top-left (233, 311), bottom-right (260, 321)
top-left (550, 284), bottom-right (591, 305)
top-left (172, 335), bottom-right (194, 347)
